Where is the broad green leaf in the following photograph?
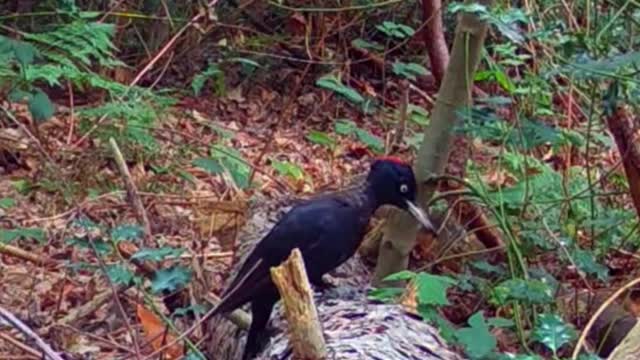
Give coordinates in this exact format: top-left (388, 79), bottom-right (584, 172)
top-left (382, 270), bottom-right (416, 282)
top-left (355, 128), bottom-right (384, 153)
top-left (151, 266), bottom-right (192, 294)
top-left (212, 145), bottom-right (251, 189)
top-left (105, 264), bottom-right (135, 285)
top-left (13, 40), bottom-right (39, 66)
top-left (492, 278), bottom-right (554, 305)
top-left (572, 249), bottom-right (609, 281)
top-left (455, 312), bottom-right (497, 359)
top-left (375, 21), bottom-right (415, 39)
top-left (66, 237), bottom-right (112, 255)
top-left (487, 317), bottom-right (515, 328)
top-left (8, 89), bottom-right (32, 102)
top-left (28, 90), bottom-right (55, 122)
top-left (392, 62), bottom-right (428, 81)
top-left (367, 287), bottom-right (404, 303)
top-left (271, 160), bottom-right (305, 181)
top-left (533, 313), bottom-right (575, 353)
top-left (316, 75), bottom-right (364, 104)
top-left (306, 131), bottom-right (336, 148)
top-left (132, 247), bottom-right (185, 261)
top-left (1, 227), bottom-right (45, 244)
top-left (415, 273), bottom-right (457, 306)
top-left (0, 198), bottom-right (15, 209)
top-left (111, 224), bottom-right (143, 243)
top-left (334, 119), bottom-right (356, 135)
top-left (351, 38), bottom-right (384, 51)
top-left (193, 157), bottom-right (224, 174)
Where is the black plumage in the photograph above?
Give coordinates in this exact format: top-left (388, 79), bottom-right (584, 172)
top-left (207, 158), bottom-right (434, 359)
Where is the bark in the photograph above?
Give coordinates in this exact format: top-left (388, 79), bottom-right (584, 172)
top-left (604, 106), bottom-right (640, 220)
top-left (422, 0), bottom-right (450, 85)
top-left (374, 0), bottom-right (495, 285)
top-left (270, 249), bottom-right (327, 359)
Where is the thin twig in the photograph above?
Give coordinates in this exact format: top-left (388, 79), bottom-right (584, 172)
top-left (0, 306), bottom-right (64, 360)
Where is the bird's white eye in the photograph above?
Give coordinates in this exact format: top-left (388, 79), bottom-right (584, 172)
top-left (400, 184), bottom-right (409, 193)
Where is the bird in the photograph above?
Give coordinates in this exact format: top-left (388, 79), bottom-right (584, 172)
top-left (206, 157), bottom-right (434, 360)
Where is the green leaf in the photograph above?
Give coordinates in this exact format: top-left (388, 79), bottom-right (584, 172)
top-left (271, 160), bottom-right (305, 181)
top-left (211, 145), bottom-right (251, 189)
top-left (66, 237), bottom-right (112, 255)
top-left (306, 130), bottom-right (336, 148)
top-left (533, 313), bottom-right (575, 353)
top-left (105, 264), bottom-right (135, 285)
top-left (392, 61), bottom-right (428, 81)
top-left (334, 119), bottom-right (357, 135)
top-left (193, 157), bottom-right (224, 174)
top-left (382, 270), bottom-right (416, 282)
top-left (351, 38), bottom-right (384, 51)
top-left (110, 224), bottom-right (143, 243)
top-left (151, 266), bottom-right (192, 294)
top-left (487, 317), bottom-right (515, 328)
top-left (572, 248), bottom-right (609, 281)
top-left (355, 128), bottom-right (384, 153)
top-left (8, 89), bottom-right (32, 102)
top-left (28, 90), bottom-right (55, 122)
top-left (415, 273), bottom-right (457, 306)
top-left (191, 64), bottom-right (223, 96)
top-left (1, 227), bottom-right (45, 244)
top-left (132, 247), bottom-right (185, 261)
top-left (0, 198), bottom-right (16, 209)
top-left (315, 74), bottom-right (364, 104)
top-left (12, 40), bottom-right (39, 66)
top-left (367, 287), bottom-right (404, 302)
top-left (492, 278), bottom-right (554, 305)
top-left (375, 21), bottom-right (415, 39)
top-left (455, 312), bottom-right (497, 359)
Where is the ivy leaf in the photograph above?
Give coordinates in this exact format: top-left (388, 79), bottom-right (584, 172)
top-left (492, 278), bottom-right (554, 305)
top-left (28, 90), bottom-right (55, 122)
top-left (132, 247), bottom-right (185, 261)
top-left (533, 313), bottom-right (576, 354)
top-left (105, 264), bottom-right (135, 285)
top-left (415, 273), bottom-right (457, 306)
top-left (306, 131), bottom-right (336, 148)
top-left (193, 157), bottom-right (224, 174)
top-left (455, 312), bottom-right (497, 359)
top-left (572, 248), bottom-right (609, 281)
top-left (151, 266), bottom-right (192, 294)
top-left (111, 224), bottom-right (143, 243)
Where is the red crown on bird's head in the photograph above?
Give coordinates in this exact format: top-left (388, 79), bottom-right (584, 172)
top-left (374, 156), bottom-right (407, 166)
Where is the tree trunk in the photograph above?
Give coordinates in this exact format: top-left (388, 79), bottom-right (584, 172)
top-left (374, 0), bottom-right (494, 285)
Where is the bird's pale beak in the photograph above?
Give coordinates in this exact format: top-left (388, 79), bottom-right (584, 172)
top-left (405, 200), bottom-right (435, 232)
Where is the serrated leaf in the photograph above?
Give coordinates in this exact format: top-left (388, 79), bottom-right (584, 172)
top-left (28, 90), bottom-right (55, 122)
top-left (193, 157), bottom-right (224, 174)
top-left (0, 197), bottom-right (15, 209)
top-left (151, 266), bottom-right (192, 294)
top-left (105, 264), bottom-right (135, 285)
top-left (306, 130), bottom-right (336, 148)
top-left (455, 312), bottom-right (497, 358)
top-left (111, 224), bottom-right (143, 243)
top-left (415, 273), bottom-right (457, 306)
top-left (493, 278), bottom-right (554, 305)
top-left (572, 248), bottom-right (609, 281)
top-left (533, 313), bottom-right (575, 353)
top-left (66, 237), bottom-right (112, 255)
top-left (132, 247), bottom-right (185, 261)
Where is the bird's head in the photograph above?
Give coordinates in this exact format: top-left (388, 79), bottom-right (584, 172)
top-left (367, 157), bottom-right (434, 231)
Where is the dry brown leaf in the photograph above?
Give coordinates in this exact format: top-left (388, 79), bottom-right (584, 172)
top-left (136, 304), bottom-right (183, 359)
top-left (400, 279), bottom-right (418, 316)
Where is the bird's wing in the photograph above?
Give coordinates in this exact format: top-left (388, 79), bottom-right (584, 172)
top-left (216, 199), bottom-right (348, 313)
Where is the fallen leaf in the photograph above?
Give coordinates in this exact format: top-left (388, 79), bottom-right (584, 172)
top-left (137, 305), bottom-right (183, 359)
